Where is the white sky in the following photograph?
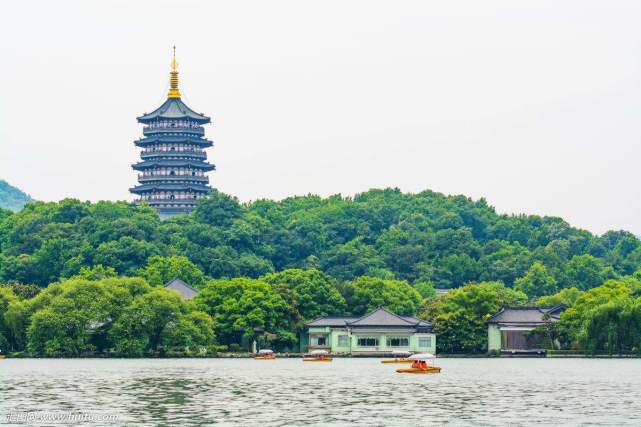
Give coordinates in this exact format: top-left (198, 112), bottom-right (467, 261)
top-left (1, 0), bottom-right (641, 235)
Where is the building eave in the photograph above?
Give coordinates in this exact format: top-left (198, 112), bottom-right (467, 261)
top-left (137, 98), bottom-right (211, 124)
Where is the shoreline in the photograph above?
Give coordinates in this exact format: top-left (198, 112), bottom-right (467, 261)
top-left (4, 352), bottom-right (640, 359)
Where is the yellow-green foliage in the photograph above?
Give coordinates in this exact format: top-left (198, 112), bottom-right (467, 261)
top-left (4, 277), bottom-right (215, 357)
top-left (558, 278), bottom-right (641, 354)
top-left (535, 287), bottom-right (583, 307)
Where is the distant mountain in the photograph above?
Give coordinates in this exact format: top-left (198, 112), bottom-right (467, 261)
top-left (0, 180), bottom-right (33, 211)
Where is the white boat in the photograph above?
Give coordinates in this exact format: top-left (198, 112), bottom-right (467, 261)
top-left (254, 349), bottom-right (275, 360)
top-left (303, 349), bottom-right (332, 362)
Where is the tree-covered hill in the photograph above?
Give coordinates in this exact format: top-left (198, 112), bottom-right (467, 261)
top-left (0, 187), bottom-right (638, 296)
top-left (0, 180), bottom-right (32, 212)
top-left (2, 187), bottom-right (641, 356)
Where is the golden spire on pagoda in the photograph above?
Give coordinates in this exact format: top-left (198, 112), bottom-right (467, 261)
top-left (167, 46), bottom-right (181, 98)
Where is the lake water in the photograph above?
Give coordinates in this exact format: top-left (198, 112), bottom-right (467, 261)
top-left (1, 358), bottom-right (640, 426)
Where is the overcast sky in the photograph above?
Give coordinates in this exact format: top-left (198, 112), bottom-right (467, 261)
top-left (1, 1), bottom-right (640, 235)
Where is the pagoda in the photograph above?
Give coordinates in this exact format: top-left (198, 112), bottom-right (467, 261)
top-left (130, 47), bottom-right (214, 217)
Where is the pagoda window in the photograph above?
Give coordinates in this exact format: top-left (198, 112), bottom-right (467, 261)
top-left (170, 170), bottom-right (176, 176)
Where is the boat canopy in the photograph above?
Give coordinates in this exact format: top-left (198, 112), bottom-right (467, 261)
top-left (391, 351), bottom-right (412, 357)
top-left (408, 353), bottom-right (435, 360)
top-left (258, 349), bottom-right (274, 354)
top-left (310, 349), bottom-right (329, 355)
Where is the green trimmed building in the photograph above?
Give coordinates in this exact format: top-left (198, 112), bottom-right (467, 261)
top-left (487, 306), bottom-right (565, 353)
top-left (301, 307), bottom-right (436, 355)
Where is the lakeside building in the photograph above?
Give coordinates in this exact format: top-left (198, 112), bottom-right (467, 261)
top-left (301, 307), bottom-right (436, 355)
top-left (487, 306), bottom-right (565, 353)
top-left (130, 47), bottom-right (214, 217)
top-left (164, 278), bottom-right (199, 300)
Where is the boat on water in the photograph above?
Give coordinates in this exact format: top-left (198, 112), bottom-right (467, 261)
top-left (303, 349), bottom-right (333, 362)
top-left (381, 350), bottom-right (413, 364)
top-left (396, 353), bottom-right (441, 374)
top-left (254, 349), bottom-right (276, 360)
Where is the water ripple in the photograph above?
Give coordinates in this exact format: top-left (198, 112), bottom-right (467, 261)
top-left (1, 358), bottom-right (640, 426)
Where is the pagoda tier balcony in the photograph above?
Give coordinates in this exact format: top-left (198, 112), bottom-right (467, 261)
top-left (132, 160), bottom-right (215, 171)
top-left (143, 126), bottom-right (204, 137)
top-left (130, 183), bottom-right (211, 194)
top-left (142, 200), bottom-right (201, 210)
top-left (134, 137), bottom-right (213, 148)
top-left (137, 174), bottom-right (209, 183)
top-left (145, 197), bottom-right (203, 203)
top-left (140, 150), bottom-right (207, 160)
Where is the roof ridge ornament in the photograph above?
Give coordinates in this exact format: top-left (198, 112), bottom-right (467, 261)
top-left (167, 46), bottom-right (181, 99)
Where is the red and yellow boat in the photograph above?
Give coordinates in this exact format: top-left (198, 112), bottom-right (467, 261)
top-left (396, 353), bottom-right (441, 374)
top-left (303, 349), bottom-right (333, 362)
top-left (254, 349), bottom-right (276, 360)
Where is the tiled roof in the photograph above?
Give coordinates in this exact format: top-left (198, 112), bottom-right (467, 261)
top-left (306, 316), bottom-right (358, 327)
top-left (164, 278), bottom-right (199, 300)
top-left (487, 306), bottom-right (565, 324)
top-left (349, 307), bottom-right (419, 327)
top-left (138, 98), bottom-right (210, 124)
top-left (305, 308), bottom-right (433, 329)
top-left (400, 315), bottom-right (433, 328)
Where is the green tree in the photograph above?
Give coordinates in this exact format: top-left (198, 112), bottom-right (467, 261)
top-left (94, 237), bottom-right (160, 275)
top-left (0, 188), bottom-right (639, 303)
top-left (0, 287), bottom-right (18, 352)
top-left (71, 265), bottom-right (117, 281)
top-left (514, 262), bottom-right (557, 298)
top-left (138, 255), bottom-right (207, 288)
top-left (160, 311), bottom-right (216, 356)
top-left (261, 269), bottom-right (346, 321)
top-left (0, 283), bottom-right (41, 300)
top-left (26, 278), bottom-right (151, 356)
top-left (558, 278), bottom-right (641, 353)
top-left (535, 287), bottom-right (583, 307)
top-left (478, 240), bottom-right (531, 286)
top-left (193, 190), bottom-right (243, 227)
top-left (414, 280), bottom-right (437, 299)
top-left (110, 288), bottom-right (214, 356)
top-left (320, 238), bottom-right (388, 281)
top-left (562, 254), bottom-right (612, 290)
top-left (431, 253), bottom-right (481, 288)
top-left (194, 278), bottom-right (293, 349)
top-left (582, 298), bottom-right (641, 355)
top-left (344, 276), bottom-right (422, 316)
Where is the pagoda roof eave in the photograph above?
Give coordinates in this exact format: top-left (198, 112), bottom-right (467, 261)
top-left (134, 136), bottom-right (213, 147)
top-left (130, 184), bottom-right (212, 193)
top-left (132, 160), bottom-right (215, 171)
top-left (137, 98), bottom-right (211, 124)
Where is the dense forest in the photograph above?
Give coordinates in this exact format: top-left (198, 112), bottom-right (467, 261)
top-left (0, 188), bottom-right (640, 356)
top-left (0, 180), bottom-right (32, 212)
